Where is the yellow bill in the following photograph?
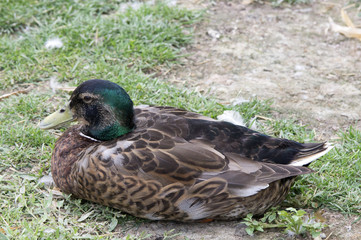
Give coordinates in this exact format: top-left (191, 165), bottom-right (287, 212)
top-left (38, 105), bottom-right (74, 129)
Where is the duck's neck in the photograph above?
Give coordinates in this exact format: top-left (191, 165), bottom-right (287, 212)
top-left (89, 122), bottom-right (133, 141)
top-left (86, 108), bottom-right (135, 141)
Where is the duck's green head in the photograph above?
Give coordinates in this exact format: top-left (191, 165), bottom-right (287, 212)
top-left (39, 79), bottom-right (135, 141)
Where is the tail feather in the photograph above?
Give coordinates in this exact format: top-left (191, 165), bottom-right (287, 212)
top-left (290, 142), bottom-right (333, 167)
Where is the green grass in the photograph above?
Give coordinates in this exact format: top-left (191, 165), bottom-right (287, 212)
top-left (286, 127), bottom-right (361, 214)
top-left (242, 207), bottom-right (326, 237)
top-left (257, 117), bottom-right (361, 215)
top-left (0, 0), bottom-right (360, 239)
top-left (0, 0), bottom-right (200, 90)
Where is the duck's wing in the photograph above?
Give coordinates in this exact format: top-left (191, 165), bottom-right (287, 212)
top-left (106, 129), bottom-right (313, 195)
top-left (124, 106), bottom-right (330, 192)
top-left (135, 106), bottom-right (333, 165)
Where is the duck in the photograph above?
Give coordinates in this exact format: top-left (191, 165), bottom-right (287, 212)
top-left (39, 79), bottom-right (333, 221)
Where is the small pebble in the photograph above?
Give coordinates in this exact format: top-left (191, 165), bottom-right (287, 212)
top-left (207, 29), bottom-right (221, 40)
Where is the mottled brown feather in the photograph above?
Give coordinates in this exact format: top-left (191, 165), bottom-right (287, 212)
top-left (51, 106), bottom-right (330, 221)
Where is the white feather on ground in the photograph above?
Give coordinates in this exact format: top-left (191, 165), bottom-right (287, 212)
top-left (217, 110), bottom-right (246, 127)
top-left (217, 110), bottom-right (258, 130)
top-left (45, 38), bottom-right (63, 49)
top-left (119, 0), bottom-right (176, 12)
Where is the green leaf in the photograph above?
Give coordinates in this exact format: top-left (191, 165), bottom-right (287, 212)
top-left (296, 209), bottom-right (307, 216)
top-left (108, 217), bottom-right (118, 232)
top-left (278, 210), bottom-right (288, 217)
top-left (311, 230), bottom-right (321, 238)
top-left (245, 227), bottom-right (254, 236)
top-left (57, 200), bottom-right (64, 208)
top-left (291, 215), bottom-right (301, 222)
top-left (77, 210), bottom-right (94, 222)
top-left (285, 207), bottom-right (297, 213)
top-left (268, 212), bottom-right (276, 222)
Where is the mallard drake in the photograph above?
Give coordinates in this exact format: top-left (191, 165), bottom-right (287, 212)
top-left (39, 79), bottom-right (332, 221)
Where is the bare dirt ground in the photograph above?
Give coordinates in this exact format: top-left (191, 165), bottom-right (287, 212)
top-left (117, 0), bottom-right (361, 239)
top-left (170, 0), bottom-right (361, 140)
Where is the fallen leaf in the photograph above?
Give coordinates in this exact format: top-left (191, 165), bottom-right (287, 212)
top-left (341, 6), bottom-right (355, 28)
top-left (329, 17), bottom-right (361, 41)
top-left (242, 0), bottom-right (254, 5)
top-left (314, 209), bottom-right (327, 223)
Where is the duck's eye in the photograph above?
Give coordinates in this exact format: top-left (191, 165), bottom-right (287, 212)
top-left (83, 96), bottom-right (92, 103)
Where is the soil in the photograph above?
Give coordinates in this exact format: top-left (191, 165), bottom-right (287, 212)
top-left (170, 0), bottom-right (361, 140)
top-left (119, 210), bottom-right (361, 239)
top-left (116, 0), bottom-right (361, 239)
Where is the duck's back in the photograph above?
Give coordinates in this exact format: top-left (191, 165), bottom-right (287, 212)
top-left (134, 106), bottom-right (328, 165)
